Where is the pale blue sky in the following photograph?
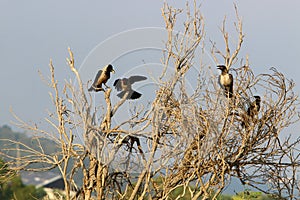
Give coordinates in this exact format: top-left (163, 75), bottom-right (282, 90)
top-left (1, 0), bottom-right (300, 129)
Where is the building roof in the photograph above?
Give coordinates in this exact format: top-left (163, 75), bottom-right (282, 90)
top-left (20, 171), bottom-right (64, 189)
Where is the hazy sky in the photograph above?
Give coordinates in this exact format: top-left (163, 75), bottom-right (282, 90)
top-left (1, 0), bottom-right (300, 131)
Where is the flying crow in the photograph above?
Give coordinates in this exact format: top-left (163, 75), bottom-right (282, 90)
top-left (113, 75), bottom-right (147, 99)
top-left (88, 64), bottom-right (115, 92)
top-left (217, 65), bottom-right (233, 98)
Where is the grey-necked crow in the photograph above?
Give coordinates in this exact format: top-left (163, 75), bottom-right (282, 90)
top-left (113, 75), bottom-right (147, 99)
top-left (217, 65), bottom-right (233, 98)
top-left (88, 64), bottom-right (115, 92)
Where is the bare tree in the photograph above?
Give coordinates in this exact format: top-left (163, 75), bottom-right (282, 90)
top-left (1, 2), bottom-right (300, 200)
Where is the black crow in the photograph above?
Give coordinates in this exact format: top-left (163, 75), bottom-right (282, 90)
top-left (217, 65), bottom-right (233, 98)
top-left (88, 64), bottom-right (115, 92)
top-left (113, 75), bottom-right (147, 99)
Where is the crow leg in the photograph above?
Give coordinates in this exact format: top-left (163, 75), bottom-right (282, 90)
top-left (104, 83), bottom-right (110, 88)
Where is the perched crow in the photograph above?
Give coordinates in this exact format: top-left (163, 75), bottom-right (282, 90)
top-left (217, 65), bottom-right (234, 98)
top-left (247, 96), bottom-right (261, 118)
top-left (241, 95), bottom-right (261, 127)
top-left (113, 75), bottom-right (147, 99)
top-left (88, 64), bottom-right (115, 92)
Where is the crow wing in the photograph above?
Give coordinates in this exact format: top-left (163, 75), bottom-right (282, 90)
top-left (128, 75), bottom-right (147, 84)
top-left (113, 79), bottom-right (122, 91)
top-left (228, 73), bottom-right (233, 97)
top-left (92, 70), bottom-right (103, 86)
top-left (117, 90), bottom-right (142, 99)
top-left (130, 91), bottom-right (142, 99)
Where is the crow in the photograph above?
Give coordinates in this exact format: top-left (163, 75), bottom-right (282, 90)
top-left (247, 95), bottom-right (261, 118)
top-left (88, 64), bottom-right (115, 92)
top-left (217, 65), bottom-right (234, 98)
top-left (241, 95), bottom-right (261, 127)
top-left (113, 75), bottom-right (147, 99)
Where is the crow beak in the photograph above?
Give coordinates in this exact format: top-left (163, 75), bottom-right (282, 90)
top-left (217, 65), bottom-right (226, 70)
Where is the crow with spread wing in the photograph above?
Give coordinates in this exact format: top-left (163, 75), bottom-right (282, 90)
top-left (113, 75), bottom-right (147, 99)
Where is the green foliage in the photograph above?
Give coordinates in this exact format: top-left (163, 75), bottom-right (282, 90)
top-left (0, 158), bottom-right (10, 177)
top-left (0, 158), bottom-right (46, 200)
top-left (218, 195), bottom-right (233, 200)
top-left (1, 175), bottom-right (46, 200)
top-left (167, 189), bottom-right (278, 200)
top-left (168, 185), bottom-right (193, 199)
top-left (229, 190), bottom-right (277, 200)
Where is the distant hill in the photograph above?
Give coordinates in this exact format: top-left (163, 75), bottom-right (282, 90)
top-left (0, 125), bottom-right (83, 186)
top-left (0, 125), bottom-right (58, 157)
top-left (0, 124), bottom-right (59, 173)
